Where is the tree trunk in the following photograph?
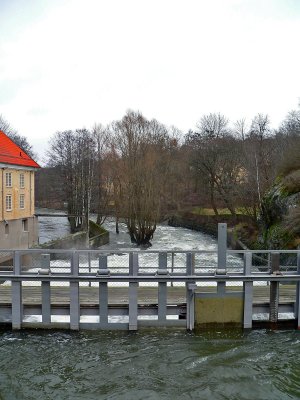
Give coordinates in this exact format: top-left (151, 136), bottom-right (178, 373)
top-left (210, 185), bottom-right (219, 216)
top-left (116, 215), bottom-right (119, 234)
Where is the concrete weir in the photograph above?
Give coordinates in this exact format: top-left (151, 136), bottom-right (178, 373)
top-left (194, 224), bottom-right (245, 328)
top-left (0, 223), bottom-right (299, 331)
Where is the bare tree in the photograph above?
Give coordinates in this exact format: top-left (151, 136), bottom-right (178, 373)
top-left (196, 112), bottom-right (229, 139)
top-left (111, 110), bottom-right (171, 245)
top-left (247, 114), bottom-right (275, 206)
top-left (92, 124), bottom-right (111, 225)
top-left (279, 110), bottom-right (300, 137)
top-left (249, 113), bottom-right (272, 140)
top-left (0, 114), bottom-right (37, 159)
top-left (234, 118), bottom-right (248, 141)
top-left (48, 129), bottom-right (96, 233)
top-left (187, 114), bottom-right (242, 216)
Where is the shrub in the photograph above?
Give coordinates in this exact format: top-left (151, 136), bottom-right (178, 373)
top-left (278, 143), bottom-right (300, 177)
top-left (282, 170), bottom-right (300, 194)
top-left (284, 206), bottom-right (300, 236)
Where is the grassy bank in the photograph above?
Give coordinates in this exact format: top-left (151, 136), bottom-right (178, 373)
top-left (192, 207), bottom-right (249, 216)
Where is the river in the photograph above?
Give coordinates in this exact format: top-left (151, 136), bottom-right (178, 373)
top-left (37, 208), bottom-right (243, 275)
top-left (0, 210), bottom-right (298, 399)
top-left (37, 207), bottom-right (218, 251)
top-left (0, 329), bottom-right (299, 399)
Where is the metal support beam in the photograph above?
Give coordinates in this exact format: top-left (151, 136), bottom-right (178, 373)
top-left (297, 251), bottom-right (300, 329)
top-left (269, 252), bottom-right (280, 324)
top-left (158, 252), bottom-right (167, 322)
top-left (41, 254), bottom-right (51, 324)
top-left (42, 282), bottom-right (51, 324)
top-left (129, 253), bottom-right (138, 330)
top-left (243, 252), bottom-right (253, 329)
top-left (70, 252), bottom-right (80, 330)
top-left (12, 251), bottom-right (22, 330)
top-left (217, 223), bottom-right (227, 294)
top-left (99, 255), bottom-right (108, 327)
top-left (186, 252), bottom-right (195, 330)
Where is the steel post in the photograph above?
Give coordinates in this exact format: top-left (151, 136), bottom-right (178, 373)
top-left (243, 252), bottom-right (253, 329)
top-left (70, 252), bottom-right (80, 330)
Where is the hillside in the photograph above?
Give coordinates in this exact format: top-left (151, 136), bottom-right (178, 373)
top-left (258, 148), bottom-right (300, 249)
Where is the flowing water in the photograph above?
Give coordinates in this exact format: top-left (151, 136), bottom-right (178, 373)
top-left (1, 210), bottom-right (296, 399)
top-left (37, 208), bottom-right (243, 276)
top-left (0, 328), bottom-right (299, 399)
top-left (37, 208), bottom-right (218, 251)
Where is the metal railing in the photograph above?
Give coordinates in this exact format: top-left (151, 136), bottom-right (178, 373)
top-left (0, 223), bottom-right (299, 331)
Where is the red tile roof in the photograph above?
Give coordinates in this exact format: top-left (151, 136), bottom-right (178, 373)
top-left (0, 130), bottom-right (40, 168)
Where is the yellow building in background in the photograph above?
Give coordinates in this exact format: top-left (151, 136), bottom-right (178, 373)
top-left (0, 130), bottom-right (40, 249)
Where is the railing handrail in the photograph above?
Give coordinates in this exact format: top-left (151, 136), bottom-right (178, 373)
top-left (1, 273), bottom-right (300, 282)
top-left (1, 248), bottom-right (300, 254)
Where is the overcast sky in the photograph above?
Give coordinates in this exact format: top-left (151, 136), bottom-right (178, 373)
top-left (1, 0), bottom-right (300, 161)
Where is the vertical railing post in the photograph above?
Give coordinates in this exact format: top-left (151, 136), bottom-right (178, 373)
top-left (296, 250), bottom-right (300, 329)
top-left (269, 252), bottom-right (280, 324)
top-left (12, 251), bottom-right (22, 330)
top-left (186, 252), bottom-right (195, 331)
top-left (88, 252), bottom-right (92, 287)
top-left (129, 253), bottom-right (138, 330)
top-left (41, 254), bottom-right (51, 324)
top-left (99, 255), bottom-right (109, 328)
top-left (171, 252), bottom-right (175, 287)
top-left (70, 251), bottom-right (80, 330)
top-left (158, 252), bottom-right (168, 324)
top-left (217, 223), bottom-right (227, 294)
top-left (243, 252), bottom-right (253, 329)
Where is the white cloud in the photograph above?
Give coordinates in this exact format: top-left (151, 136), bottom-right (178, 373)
top-left (0, 0), bottom-right (300, 159)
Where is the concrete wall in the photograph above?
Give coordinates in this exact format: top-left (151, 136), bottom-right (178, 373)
top-left (89, 231), bottom-right (109, 248)
top-left (40, 230), bottom-right (109, 250)
top-left (40, 231), bottom-right (88, 250)
top-left (195, 292), bottom-right (244, 328)
top-left (0, 216), bottom-right (39, 249)
top-left (89, 220), bottom-right (109, 248)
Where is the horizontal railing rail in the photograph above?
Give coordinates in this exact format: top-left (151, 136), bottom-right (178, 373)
top-left (1, 274), bottom-right (300, 282)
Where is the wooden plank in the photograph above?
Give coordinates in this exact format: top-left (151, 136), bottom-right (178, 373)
top-left (0, 285), bottom-right (296, 306)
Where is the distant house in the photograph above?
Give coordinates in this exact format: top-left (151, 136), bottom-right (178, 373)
top-left (0, 130), bottom-right (40, 249)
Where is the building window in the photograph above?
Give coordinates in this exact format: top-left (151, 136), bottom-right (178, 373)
top-left (5, 172), bottom-right (12, 187)
top-left (6, 195), bottom-right (12, 211)
top-left (5, 223), bottom-right (9, 235)
top-left (20, 194), bottom-right (25, 209)
top-left (22, 219), bottom-right (28, 232)
top-left (20, 173), bottom-right (25, 188)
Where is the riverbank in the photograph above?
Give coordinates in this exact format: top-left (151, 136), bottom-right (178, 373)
top-left (168, 212), bottom-right (255, 249)
top-left (37, 208), bottom-right (109, 249)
